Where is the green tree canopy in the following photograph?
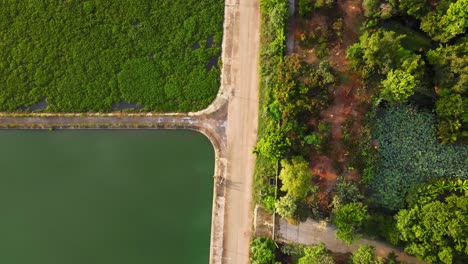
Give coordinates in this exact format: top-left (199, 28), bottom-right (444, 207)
top-left (279, 156), bottom-right (313, 200)
top-left (420, 0), bottom-right (468, 43)
top-left (427, 39), bottom-right (468, 94)
top-left (276, 194), bottom-right (297, 218)
top-left (399, 0), bottom-right (429, 18)
top-left (380, 69), bottom-right (417, 103)
top-left (298, 243), bottom-right (335, 264)
top-left (350, 245), bottom-right (384, 264)
top-left (332, 202), bottom-right (370, 245)
top-left (255, 127), bottom-right (291, 160)
top-left (346, 29), bottom-right (414, 76)
top-left (250, 237), bottom-right (279, 264)
top-left (395, 181), bottom-right (468, 264)
top-left (331, 180), bottom-right (363, 210)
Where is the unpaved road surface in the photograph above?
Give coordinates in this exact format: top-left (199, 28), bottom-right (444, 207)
top-left (222, 0), bottom-right (260, 263)
top-left (279, 219), bottom-right (426, 264)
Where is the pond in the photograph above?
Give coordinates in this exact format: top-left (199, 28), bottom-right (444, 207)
top-left (0, 130), bottom-right (214, 264)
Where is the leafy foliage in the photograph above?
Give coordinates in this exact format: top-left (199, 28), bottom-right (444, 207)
top-left (250, 237), bottom-right (280, 264)
top-left (350, 245), bottom-right (384, 264)
top-left (380, 69), bottom-right (417, 103)
top-left (395, 180), bottom-right (468, 264)
top-left (254, 0), bottom-right (289, 210)
top-left (0, 0), bottom-right (223, 112)
top-left (427, 40), bottom-right (467, 143)
top-left (331, 180), bottom-right (364, 210)
top-left (398, 0), bottom-right (428, 18)
top-left (346, 29), bottom-right (423, 78)
top-left (298, 243), bottom-right (335, 264)
top-left (276, 194), bottom-right (297, 218)
top-left (279, 156), bottom-right (313, 200)
top-left (420, 0), bottom-right (468, 43)
top-left (332, 202), bottom-right (370, 244)
top-left (371, 105), bottom-right (468, 210)
top-left (427, 39), bottom-right (468, 95)
top-left (255, 127), bottom-right (292, 160)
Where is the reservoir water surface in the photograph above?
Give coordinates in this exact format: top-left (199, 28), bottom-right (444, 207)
top-left (0, 130), bottom-right (214, 264)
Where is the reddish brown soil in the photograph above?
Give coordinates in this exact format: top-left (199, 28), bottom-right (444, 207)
top-left (292, 0), bottom-right (367, 211)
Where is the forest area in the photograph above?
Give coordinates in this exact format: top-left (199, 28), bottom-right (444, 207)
top-left (0, 0), bottom-right (224, 112)
top-left (252, 0), bottom-right (467, 263)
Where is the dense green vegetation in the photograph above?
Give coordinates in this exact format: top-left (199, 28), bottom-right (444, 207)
top-left (258, 242), bottom-right (402, 264)
top-left (254, 0), bottom-right (335, 221)
top-left (345, 1), bottom-right (468, 262)
top-left (395, 180), bottom-right (468, 264)
top-left (254, 0), bottom-right (467, 263)
top-left (358, 0), bottom-right (467, 143)
top-left (371, 105), bottom-right (468, 210)
top-left (250, 237), bottom-right (280, 264)
top-left (0, 0), bottom-right (223, 112)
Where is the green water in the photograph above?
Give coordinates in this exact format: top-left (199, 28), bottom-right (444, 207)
top-left (0, 130), bottom-right (214, 264)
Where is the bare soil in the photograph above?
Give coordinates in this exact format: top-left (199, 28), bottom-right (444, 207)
top-left (292, 0), bottom-right (368, 211)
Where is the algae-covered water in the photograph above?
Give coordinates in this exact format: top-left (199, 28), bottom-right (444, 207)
top-left (0, 130), bottom-right (214, 264)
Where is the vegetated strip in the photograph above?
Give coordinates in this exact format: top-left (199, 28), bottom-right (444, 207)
top-left (253, 0), bottom-right (289, 218)
top-left (0, 1), bottom-right (223, 112)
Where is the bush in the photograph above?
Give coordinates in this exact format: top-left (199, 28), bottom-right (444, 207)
top-left (279, 156), bottom-right (313, 200)
top-left (276, 195), bottom-right (297, 218)
top-left (331, 180), bottom-right (364, 210)
top-left (395, 180), bottom-right (468, 264)
top-left (350, 245), bottom-right (384, 264)
top-left (250, 237), bottom-right (279, 264)
top-left (298, 243), bottom-right (335, 264)
top-left (332, 202), bottom-right (370, 244)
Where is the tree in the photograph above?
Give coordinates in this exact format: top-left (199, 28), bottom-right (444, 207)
top-left (346, 30), bottom-right (414, 76)
top-left (420, 0), bottom-right (468, 43)
top-left (399, 0), bottom-right (429, 18)
top-left (279, 156), bottom-right (313, 200)
top-left (331, 180), bottom-right (363, 210)
top-left (426, 40), bottom-right (468, 94)
top-left (276, 194), bottom-right (297, 218)
top-left (332, 202), bottom-right (370, 244)
top-left (350, 245), bottom-right (383, 264)
top-left (395, 191), bottom-right (468, 264)
top-left (435, 92), bottom-right (465, 144)
top-left (255, 128), bottom-right (291, 160)
top-left (436, 93), bottom-right (464, 118)
top-left (380, 69), bottom-right (417, 103)
top-left (250, 237), bottom-right (279, 264)
top-left (298, 243), bottom-right (335, 264)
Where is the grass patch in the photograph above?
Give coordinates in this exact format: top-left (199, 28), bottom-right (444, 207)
top-left (0, 0), bottom-right (223, 112)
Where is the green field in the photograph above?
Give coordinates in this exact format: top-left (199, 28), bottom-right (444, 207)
top-left (0, 0), bottom-right (224, 112)
top-left (0, 130), bottom-right (214, 263)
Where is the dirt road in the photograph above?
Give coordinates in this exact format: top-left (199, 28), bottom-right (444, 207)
top-left (279, 218), bottom-right (425, 264)
top-left (222, 0), bottom-right (260, 263)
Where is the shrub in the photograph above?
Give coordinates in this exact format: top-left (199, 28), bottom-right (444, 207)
top-left (298, 243), bottom-right (335, 264)
top-left (250, 237), bottom-right (279, 264)
top-left (279, 156), bottom-right (313, 200)
top-left (350, 245), bottom-right (384, 264)
top-left (331, 180), bottom-right (364, 210)
top-left (395, 180), bottom-right (468, 264)
top-left (332, 202), bottom-right (370, 244)
top-left (276, 194), bottom-right (297, 218)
